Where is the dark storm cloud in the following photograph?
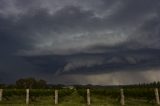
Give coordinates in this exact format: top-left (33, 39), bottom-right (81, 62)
top-left (0, 0), bottom-right (160, 84)
top-left (23, 48), bottom-right (160, 75)
top-left (106, 0), bottom-right (159, 24)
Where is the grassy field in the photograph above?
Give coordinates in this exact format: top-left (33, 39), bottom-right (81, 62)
top-left (0, 88), bottom-right (159, 106)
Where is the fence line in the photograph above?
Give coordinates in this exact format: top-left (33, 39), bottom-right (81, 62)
top-left (87, 89), bottom-right (91, 105)
top-left (120, 89), bottom-right (125, 106)
top-left (155, 88), bottom-right (160, 105)
top-left (26, 89), bottom-right (29, 104)
top-left (0, 89), bottom-right (3, 101)
top-left (0, 88), bottom-right (160, 105)
top-left (55, 89), bottom-right (58, 105)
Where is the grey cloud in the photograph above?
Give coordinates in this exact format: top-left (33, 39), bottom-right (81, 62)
top-left (106, 0), bottom-right (160, 25)
top-left (62, 56), bottom-right (105, 74)
top-left (21, 49), bottom-right (160, 77)
top-left (1, 0), bottom-right (160, 55)
top-left (57, 70), bottom-right (160, 85)
top-left (1, 0), bottom-right (160, 84)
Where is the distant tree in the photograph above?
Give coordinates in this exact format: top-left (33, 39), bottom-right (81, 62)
top-left (16, 78), bottom-right (37, 89)
top-left (0, 84), bottom-right (5, 88)
top-left (16, 79), bottom-right (26, 88)
top-left (36, 79), bottom-right (47, 88)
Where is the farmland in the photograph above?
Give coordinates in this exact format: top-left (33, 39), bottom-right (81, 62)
top-left (0, 87), bottom-right (160, 106)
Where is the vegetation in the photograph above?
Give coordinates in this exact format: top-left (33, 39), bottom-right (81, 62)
top-left (16, 78), bottom-right (47, 89)
top-left (1, 78), bottom-right (160, 105)
top-left (0, 87), bottom-right (159, 106)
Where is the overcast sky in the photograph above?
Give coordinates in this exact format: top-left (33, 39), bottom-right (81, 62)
top-left (0, 0), bottom-right (160, 85)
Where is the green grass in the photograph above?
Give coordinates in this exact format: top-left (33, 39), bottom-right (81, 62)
top-left (0, 89), bottom-right (159, 106)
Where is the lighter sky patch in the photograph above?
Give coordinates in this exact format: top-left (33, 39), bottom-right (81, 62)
top-left (50, 69), bottom-right (160, 85)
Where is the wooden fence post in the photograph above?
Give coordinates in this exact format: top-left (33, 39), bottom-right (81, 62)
top-left (55, 90), bottom-right (58, 105)
top-left (87, 89), bottom-right (91, 105)
top-left (120, 88), bottom-right (125, 106)
top-left (0, 89), bottom-right (3, 101)
top-left (26, 89), bottom-right (29, 105)
top-left (155, 88), bottom-right (160, 105)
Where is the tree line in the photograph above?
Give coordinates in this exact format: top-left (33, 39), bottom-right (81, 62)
top-left (1, 78), bottom-right (160, 89)
top-left (0, 78), bottom-right (47, 89)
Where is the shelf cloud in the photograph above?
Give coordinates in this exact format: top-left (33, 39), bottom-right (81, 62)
top-left (0, 0), bottom-right (160, 84)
